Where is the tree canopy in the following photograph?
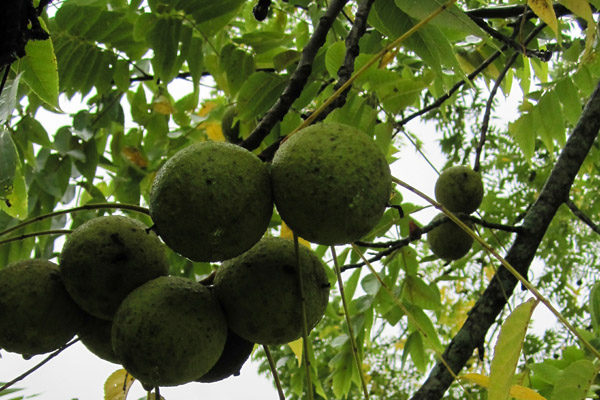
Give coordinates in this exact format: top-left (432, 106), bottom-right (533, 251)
top-left (1, 0), bottom-right (600, 399)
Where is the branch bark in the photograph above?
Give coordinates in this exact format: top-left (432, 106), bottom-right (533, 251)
top-left (409, 80), bottom-right (600, 400)
top-left (240, 0), bottom-right (350, 151)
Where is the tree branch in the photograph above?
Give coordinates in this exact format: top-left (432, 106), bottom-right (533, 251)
top-left (315, 0), bottom-right (376, 121)
top-left (470, 17), bottom-right (551, 61)
top-left (566, 199), bottom-right (600, 235)
top-left (0, 338), bottom-right (79, 393)
top-left (466, 3), bottom-right (573, 19)
top-left (240, 0), bottom-right (350, 151)
top-left (394, 23), bottom-right (545, 130)
top-left (409, 80), bottom-right (600, 400)
top-left (474, 50), bottom-right (520, 172)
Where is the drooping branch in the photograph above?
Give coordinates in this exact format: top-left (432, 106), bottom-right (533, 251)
top-left (470, 17), bottom-right (551, 61)
top-left (566, 199), bottom-right (600, 235)
top-left (474, 50), bottom-right (520, 172)
top-left (394, 23), bottom-right (545, 131)
top-left (315, 0), bottom-right (376, 121)
top-left (240, 0), bottom-right (350, 151)
top-left (409, 80), bottom-right (600, 400)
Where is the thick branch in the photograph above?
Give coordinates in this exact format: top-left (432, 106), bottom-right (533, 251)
top-left (240, 0), bottom-right (350, 151)
top-left (315, 0), bottom-right (376, 121)
top-left (409, 80), bottom-right (600, 400)
top-left (466, 3), bottom-right (572, 19)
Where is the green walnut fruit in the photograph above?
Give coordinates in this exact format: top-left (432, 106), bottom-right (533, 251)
top-left (0, 259), bottom-right (85, 355)
top-left (197, 329), bottom-right (254, 383)
top-left (112, 276), bottom-right (228, 387)
top-left (221, 105), bottom-right (241, 143)
top-left (60, 215), bottom-right (169, 320)
top-left (427, 213), bottom-right (474, 261)
top-left (213, 237), bottom-right (330, 345)
top-left (271, 122), bottom-right (392, 245)
top-left (78, 314), bottom-right (120, 364)
top-left (149, 141), bottom-right (273, 262)
top-left (434, 166), bottom-right (484, 214)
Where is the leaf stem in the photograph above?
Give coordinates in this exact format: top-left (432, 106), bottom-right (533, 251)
top-left (331, 245), bottom-right (370, 400)
top-left (263, 345), bottom-right (286, 400)
top-left (0, 338), bottom-right (79, 393)
top-left (293, 234), bottom-right (314, 400)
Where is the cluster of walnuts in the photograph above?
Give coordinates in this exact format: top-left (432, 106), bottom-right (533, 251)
top-left (0, 122), bottom-right (394, 388)
top-left (427, 166), bottom-right (484, 261)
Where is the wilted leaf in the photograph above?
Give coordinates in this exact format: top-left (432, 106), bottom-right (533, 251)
top-left (462, 373), bottom-right (547, 400)
top-left (527, 0), bottom-right (559, 38)
top-left (288, 337), bottom-right (303, 366)
top-left (104, 369), bottom-right (135, 400)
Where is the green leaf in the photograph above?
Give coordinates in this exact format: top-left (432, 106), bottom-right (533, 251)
top-left (538, 91), bottom-right (566, 146)
top-left (488, 298), bottom-right (538, 400)
top-left (401, 276), bottom-right (441, 310)
top-left (0, 73), bottom-right (21, 123)
top-left (0, 130), bottom-right (18, 199)
top-left (589, 282), bottom-right (600, 333)
top-left (0, 164), bottom-right (28, 220)
top-left (236, 72), bottom-right (287, 121)
top-left (147, 16), bottom-right (183, 82)
top-left (404, 331), bottom-right (428, 372)
top-left (406, 304), bottom-right (443, 353)
top-left (20, 25), bottom-right (59, 109)
top-left (555, 78), bottom-right (582, 126)
top-left (508, 112), bottom-right (535, 160)
top-left (220, 44), bottom-right (255, 96)
top-left (393, 0), bottom-right (486, 41)
top-left (550, 359), bottom-right (600, 400)
top-left (325, 41), bottom-right (345, 79)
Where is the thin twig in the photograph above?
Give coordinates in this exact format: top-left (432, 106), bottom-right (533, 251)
top-left (474, 51), bottom-right (520, 172)
top-left (331, 246), bottom-right (370, 399)
top-left (263, 345), bottom-right (286, 400)
top-left (241, 0), bottom-right (350, 151)
top-left (566, 199), bottom-right (600, 235)
top-left (394, 23), bottom-right (546, 131)
top-left (0, 229), bottom-right (72, 246)
top-left (470, 17), bottom-right (551, 61)
top-left (0, 338), bottom-right (79, 393)
top-left (0, 203), bottom-right (150, 238)
top-left (293, 234), bottom-right (313, 400)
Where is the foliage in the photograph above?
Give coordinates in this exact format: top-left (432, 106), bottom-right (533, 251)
top-left (1, 0), bottom-right (600, 399)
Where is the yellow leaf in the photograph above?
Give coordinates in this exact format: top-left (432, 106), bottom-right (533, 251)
top-left (288, 337), bottom-right (303, 366)
top-left (489, 298), bottom-right (538, 400)
top-left (198, 101), bottom-right (217, 117)
top-left (461, 373), bottom-right (547, 400)
top-left (280, 222), bottom-right (311, 247)
top-left (104, 369), bottom-right (135, 400)
top-left (558, 0), bottom-right (595, 61)
top-left (527, 0), bottom-right (559, 38)
top-left (201, 121), bottom-right (225, 142)
top-left (152, 95), bottom-right (174, 115)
